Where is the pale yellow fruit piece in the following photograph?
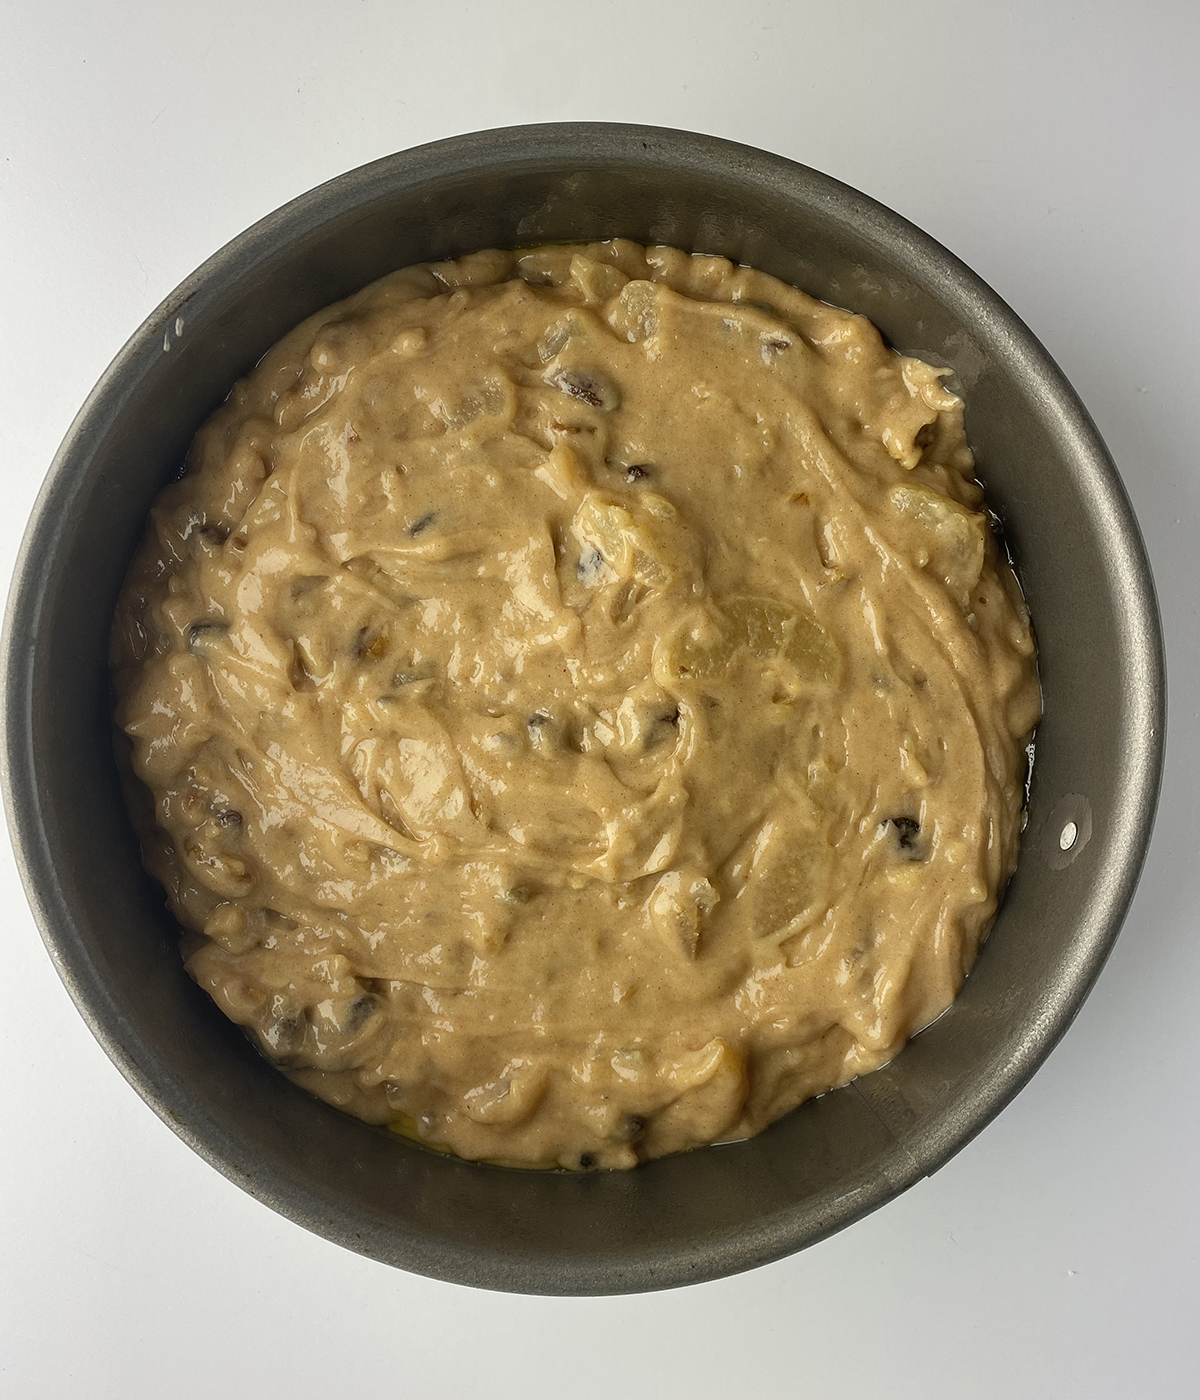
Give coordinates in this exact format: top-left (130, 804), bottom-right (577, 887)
top-left (667, 596), bottom-right (841, 685)
top-left (572, 495), bottom-right (641, 579)
top-left (646, 867), bottom-right (720, 958)
top-left (534, 442), bottom-right (591, 501)
top-left (787, 612), bottom-right (842, 685)
top-left (182, 836), bottom-right (254, 899)
top-left (890, 483), bottom-right (986, 608)
top-left (727, 595), bottom-right (793, 656)
top-left (203, 902), bottom-right (257, 954)
top-left (307, 993), bottom-right (388, 1071)
top-left (605, 279), bottom-right (661, 342)
top-left (570, 492), bottom-right (675, 588)
top-left (669, 609), bottom-right (739, 683)
top-left (746, 827), bottom-right (833, 939)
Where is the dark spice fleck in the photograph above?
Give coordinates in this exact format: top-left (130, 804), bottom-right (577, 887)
top-left (291, 575), bottom-right (325, 600)
top-left (552, 369), bottom-right (619, 410)
top-left (184, 514), bottom-right (229, 545)
top-left (986, 505), bottom-right (1015, 564)
top-left (555, 372), bottom-right (603, 407)
top-left (625, 464), bottom-right (651, 483)
top-left (187, 621), bottom-right (226, 650)
top-left (577, 546), bottom-right (606, 582)
top-left (578, 1153), bottom-right (597, 1170)
top-left (344, 994), bottom-right (379, 1035)
top-left (645, 708), bottom-right (682, 751)
top-left (408, 510), bottom-right (437, 537)
top-left (355, 626), bottom-right (389, 660)
top-left (884, 816), bottom-right (924, 859)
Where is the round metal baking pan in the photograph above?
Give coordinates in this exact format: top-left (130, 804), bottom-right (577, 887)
top-left (1, 123), bottom-right (1165, 1294)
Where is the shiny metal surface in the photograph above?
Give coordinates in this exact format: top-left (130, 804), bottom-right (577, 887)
top-left (0, 123), bottom-right (1165, 1295)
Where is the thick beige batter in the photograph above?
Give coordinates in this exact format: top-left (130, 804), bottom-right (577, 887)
top-left (112, 241), bottom-right (1040, 1169)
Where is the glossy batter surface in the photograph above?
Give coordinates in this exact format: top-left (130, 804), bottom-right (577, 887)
top-left (112, 242), bottom-right (1040, 1168)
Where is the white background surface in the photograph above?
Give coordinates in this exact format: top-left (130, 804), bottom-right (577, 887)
top-left (2, 3), bottom-right (1197, 1395)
